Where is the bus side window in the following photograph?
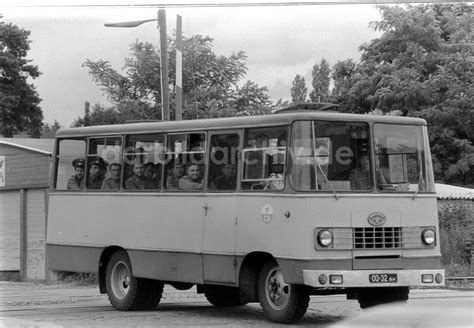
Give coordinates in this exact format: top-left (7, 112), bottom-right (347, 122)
top-left (241, 127), bottom-right (287, 191)
top-left (123, 134), bottom-right (164, 191)
top-left (164, 132), bottom-right (206, 191)
top-left (55, 138), bottom-right (86, 190)
top-left (208, 133), bottom-right (239, 191)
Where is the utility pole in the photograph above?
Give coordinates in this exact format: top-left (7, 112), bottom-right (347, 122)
top-left (175, 15), bottom-right (183, 121)
top-left (158, 9), bottom-right (170, 121)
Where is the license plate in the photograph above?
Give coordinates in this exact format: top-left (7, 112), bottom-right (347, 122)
top-left (369, 273), bottom-right (397, 283)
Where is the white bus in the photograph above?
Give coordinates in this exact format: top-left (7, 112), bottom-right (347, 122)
top-left (47, 103), bottom-right (444, 323)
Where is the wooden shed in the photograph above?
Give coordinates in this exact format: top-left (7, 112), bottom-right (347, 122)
top-left (0, 138), bottom-right (54, 281)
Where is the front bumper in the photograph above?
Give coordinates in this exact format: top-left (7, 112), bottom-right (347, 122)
top-left (303, 269), bottom-right (445, 288)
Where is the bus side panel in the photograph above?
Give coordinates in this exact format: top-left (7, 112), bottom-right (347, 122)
top-left (46, 193), bottom-right (205, 282)
top-left (46, 244), bottom-right (102, 273)
top-left (128, 249), bottom-right (203, 284)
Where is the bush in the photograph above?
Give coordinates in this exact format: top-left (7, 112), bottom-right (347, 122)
top-left (438, 201), bottom-right (472, 276)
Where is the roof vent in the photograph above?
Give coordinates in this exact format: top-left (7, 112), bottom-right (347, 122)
top-left (275, 102), bottom-right (339, 114)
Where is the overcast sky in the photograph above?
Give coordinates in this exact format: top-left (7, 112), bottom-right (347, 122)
top-left (1, 2), bottom-right (384, 126)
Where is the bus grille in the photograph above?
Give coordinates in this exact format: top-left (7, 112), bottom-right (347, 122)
top-left (353, 227), bottom-right (402, 249)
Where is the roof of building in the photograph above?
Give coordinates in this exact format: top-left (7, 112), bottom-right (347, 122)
top-left (0, 138), bottom-right (55, 155)
top-left (435, 183), bottom-right (474, 200)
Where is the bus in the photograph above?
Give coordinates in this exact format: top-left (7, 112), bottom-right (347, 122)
top-left (46, 103), bottom-right (444, 323)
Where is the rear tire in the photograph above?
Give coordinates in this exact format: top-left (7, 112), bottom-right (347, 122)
top-left (257, 261), bottom-right (309, 323)
top-left (105, 250), bottom-right (164, 311)
top-left (204, 285), bottom-right (246, 307)
top-left (357, 287), bottom-right (409, 309)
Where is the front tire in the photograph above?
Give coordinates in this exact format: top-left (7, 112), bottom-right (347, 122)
top-left (257, 261), bottom-right (309, 323)
top-left (357, 287), bottom-right (409, 309)
top-left (105, 250), bottom-right (164, 311)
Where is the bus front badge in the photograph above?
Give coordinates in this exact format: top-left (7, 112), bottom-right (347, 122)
top-left (261, 204), bottom-right (274, 224)
top-left (368, 212), bottom-right (387, 227)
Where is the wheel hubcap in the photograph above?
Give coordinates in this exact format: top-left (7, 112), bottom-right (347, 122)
top-left (111, 260), bottom-right (131, 299)
top-left (266, 268), bottom-right (290, 310)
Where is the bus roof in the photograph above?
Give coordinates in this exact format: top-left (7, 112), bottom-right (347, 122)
top-left (56, 112), bottom-right (427, 138)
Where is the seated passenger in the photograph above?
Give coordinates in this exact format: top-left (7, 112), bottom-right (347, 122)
top-left (210, 164), bottom-right (237, 191)
top-left (166, 162), bottom-right (185, 190)
top-left (125, 161), bottom-right (146, 190)
top-left (178, 164), bottom-right (203, 190)
top-left (88, 156), bottom-right (107, 189)
top-left (349, 156), bottom-right (372, 190)
top-left (102, 163), bottom-right (121, 190)
top-left (144, 162), bottom-right (160, 189)
top-left (67, 158), bottom-right (85, 190)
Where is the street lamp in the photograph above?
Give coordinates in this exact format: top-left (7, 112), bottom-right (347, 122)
top-left (105, 10), bottom-right (170, 121)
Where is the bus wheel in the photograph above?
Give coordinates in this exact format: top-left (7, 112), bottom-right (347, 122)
top-left (357, 287), bottom-right (409, 309)
top-left (105, 250), bottom-right (164, 311)
top-left (204, 285), bottom-right (247, 307)
top-left (257, 262), bottom-right (309, 323)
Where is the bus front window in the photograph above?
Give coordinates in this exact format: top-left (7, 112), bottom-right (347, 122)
top-left (291, 120), bottom-right (371, 192)
top-left (374, 124), bottom-right (435, 193)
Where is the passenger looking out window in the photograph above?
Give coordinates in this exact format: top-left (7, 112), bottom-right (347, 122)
top-left (67, 158), bottom-right (85, 190)
top-left (210, 164), bottom-right (237, 190)
top-left (102, 163), bottom-right (121, 190)
top-left (88, 156), bottom-right (107, 189)
top-left (166, 161), bottom-right (186, 190)
top-left (125, 161), bottom-right (146, 190)
top-left (179, 164), bottom-right (203, 190)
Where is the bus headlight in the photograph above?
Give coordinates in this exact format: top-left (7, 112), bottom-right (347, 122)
top-left (317, 229), bottom-right (333, 247)
top-left (421, 228), bottom-right (436, 246)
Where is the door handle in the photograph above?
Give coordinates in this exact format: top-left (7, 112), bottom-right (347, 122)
top-left (203, 204), bottom-right (209, 215)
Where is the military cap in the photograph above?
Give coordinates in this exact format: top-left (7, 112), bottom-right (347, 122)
top-left (89, 156), bottom-right (108, 168)
top-left (72, 158), bottom-right (85, 168)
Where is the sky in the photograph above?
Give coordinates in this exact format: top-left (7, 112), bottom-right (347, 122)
top-left (1, 1), bottom-right (384, 126)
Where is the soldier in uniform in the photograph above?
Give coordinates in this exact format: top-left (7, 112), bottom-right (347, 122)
top-left (125, 161), bottom-right (147, 190)
top-left (88, 156), bottom-right (107, 189)
top-left (67, 158), bottom-right (85, 190)
top-left (102, 163), bottom-right (121, 190)
top-left (210, 163), bottom-right (237, 191)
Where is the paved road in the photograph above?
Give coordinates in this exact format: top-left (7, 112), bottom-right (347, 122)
top-left (1, 282), bottom-right (473, 327)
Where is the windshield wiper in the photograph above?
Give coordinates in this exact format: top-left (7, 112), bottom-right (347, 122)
top-left (315, 159), bottom-right (339, 200)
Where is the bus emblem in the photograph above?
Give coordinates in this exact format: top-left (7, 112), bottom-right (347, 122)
top-left (261, 204), bottom-right (274, 224)
top-left (367, 212), bottom-right (386, 227)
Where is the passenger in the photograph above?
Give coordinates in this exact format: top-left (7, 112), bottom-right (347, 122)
top-left (67, 158), bottom-right (85, 190)
top-left (144, 162), bottom-right (160, 189)
top-left (349, 156), bottom-right (372, 190)
top-left (125, 161), bottom-right (146, 190)
top-left (88, 157), bottom-right (107, 189)
top-left (102, 163), bottom-right (121, 190)
top-left (166, 162), bottom-right (186, 190)
top-left (210, 164), bottom-right (237, 190)
top-left (178, 164), bottom-right (203, 190)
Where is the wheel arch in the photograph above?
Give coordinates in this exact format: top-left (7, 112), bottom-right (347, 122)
top-left (98, 246), bottom-right (126, 294)
top-left (238, 251), bottom-right (276, 303)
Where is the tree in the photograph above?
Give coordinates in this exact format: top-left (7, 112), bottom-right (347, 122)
top-left (337, 4), bottom-right (473, 185)
top-left (291, 74), bottom-right (307, 104)
top-left (0, 16), bottom-right (43, 137)
top-left (81, 34), bottom-right (271, 124)
top-left (309, 58), bottom-right (331, 102)
top-left (41, 120), bottom-right (62, 138)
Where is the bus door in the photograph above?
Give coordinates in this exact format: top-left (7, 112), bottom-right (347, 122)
top-left (202, 130), bottom-right (242, 285)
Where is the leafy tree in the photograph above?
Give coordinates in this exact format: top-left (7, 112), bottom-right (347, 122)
top-left (337, 4), bottom-right (473, 185)
top-left (41, 120), bottom-right (62, 138)
top-left (309, 58), bottom-right (331, 102)
top-left (0, 16), bottom-right (43, 137)
top-left (291, 74), bottom-right (307, 104)
top-left (81, 34), bottom-right (271, 124)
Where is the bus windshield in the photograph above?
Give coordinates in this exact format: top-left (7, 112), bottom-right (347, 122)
top-left (374, 124), bottom-right (435, 193)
